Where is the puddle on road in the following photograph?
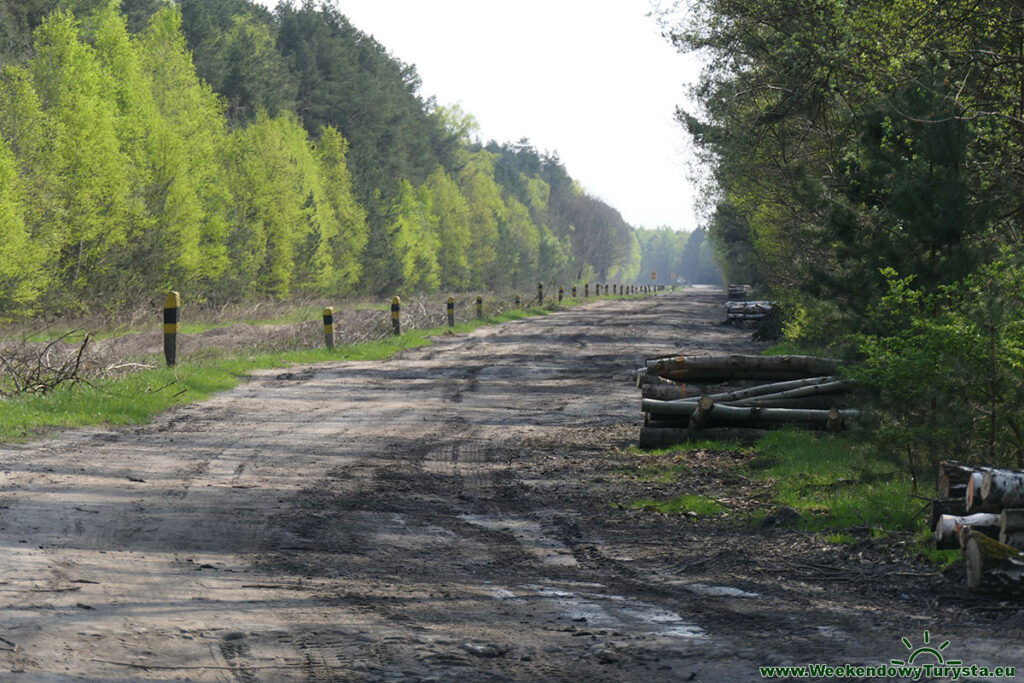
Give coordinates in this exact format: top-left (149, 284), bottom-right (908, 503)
top-left (486, 583), bottom-right (706, 640)
top-left (684, 583), bottom-right (760, 599)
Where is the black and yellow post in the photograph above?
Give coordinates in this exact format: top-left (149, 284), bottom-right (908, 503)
top-left (476, 295), bottom-right (483, 319)
top-left (537, 282), bottom-right (544, 305)
top-left (572, 285), bottom-right (577, 298)
top-left (447, 297), bottom-right (455, 327)
top-left (613, 284), bottom-right (617, 295)
top-left (515, 294), bottom-right (521, 309)
top-left (163, 291), bottom-right (180, 367)
top-left (558, 286), bottom-right (564, 302)
top-left (323, 307), bottom-right (335, 349)
top-left (391, 296), bottom-right (401, 335)
top-left (584, 283), bottom-right (589, 298)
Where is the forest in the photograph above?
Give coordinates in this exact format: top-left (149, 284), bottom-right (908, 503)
top-left (665, 0), bottom-right (1024, 467)
top-left (0, 0), bottom-right (719, 318)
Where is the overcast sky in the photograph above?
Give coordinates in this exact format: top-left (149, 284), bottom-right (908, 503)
top-left (257, 1), bottom-right (703, 230)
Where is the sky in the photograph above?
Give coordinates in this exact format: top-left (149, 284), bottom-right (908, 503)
top-left (255, 1), bottom-right (704, 231)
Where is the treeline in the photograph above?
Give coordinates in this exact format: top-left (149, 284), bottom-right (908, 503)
top-left (634, 227), bottom-right (721, 286)
top-left (669, 0), bottom-right (1024, 466)
top-left (0, 0), bottom-right (696, 316)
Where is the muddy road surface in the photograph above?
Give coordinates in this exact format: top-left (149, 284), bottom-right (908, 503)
top-left (1, 289), bottom-right (1022, 681)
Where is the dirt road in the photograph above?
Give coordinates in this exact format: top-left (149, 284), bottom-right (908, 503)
top-left (1, 289), bottom-right (1021, 681)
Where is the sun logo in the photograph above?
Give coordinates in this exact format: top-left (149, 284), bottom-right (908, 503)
top-left (890, 630), bottom-right (962, 667)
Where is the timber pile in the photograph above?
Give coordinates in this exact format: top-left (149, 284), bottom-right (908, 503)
top-left (636, 354), bottom-right (858, 447)
top-left (726, 284), bottom-right (751, 300)
top-left (930, 461), bottom-right (1024, 594)
top-left (725, 300), bottom-right (774, 322)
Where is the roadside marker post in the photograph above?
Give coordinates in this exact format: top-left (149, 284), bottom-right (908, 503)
top-left (572, 285), bottom-right (577, 298)
top-left (515, 294), bottom-right (521, 309)
top-left (391, 296), bottom-right (401, 335)
top-left (537, 282), bottom-right (544, 305)
top-left (584, 283), bottom-right (589, 298)
top-left (323, 307), bottom-right (335, 349)
top-left (447, 297), bottom-right (455, 327)
top-left (558, 286), bottom-right (564, 302)
top-left (163, 291), bottom-right (180, 367)
top-left (476, 295), bottom-right (483, 319)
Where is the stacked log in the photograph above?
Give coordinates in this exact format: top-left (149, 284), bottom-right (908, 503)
top-left (929, 461), bottom-right (1024, 593)
top-left (726, 300), bottom-right (774, 322)
top-left (643, 354), bottom-right (841, 383)
top-left (636, 355), bottom-right (856, 447)
top-left (726, 284), bottom-right (750, 300)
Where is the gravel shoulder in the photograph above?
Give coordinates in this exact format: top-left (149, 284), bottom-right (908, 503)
top-left (0, 289), bottom-right (1021, 681)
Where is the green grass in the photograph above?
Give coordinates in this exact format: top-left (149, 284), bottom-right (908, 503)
top-left (630, 494), bottom-right (726, 516)
top-left (0, 307), bottom-right (550, 443)
top-left (746, 430), bottom-right (920, 533)
top-left (760, 341), bottom-right (816, 356)
top-left (625, 439), bottom-right (738, 457)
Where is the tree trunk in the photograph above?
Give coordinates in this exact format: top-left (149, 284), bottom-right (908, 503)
top-left (967, 471), bottom-right (1002, 513)
top-left (929, 497), bottom-right (967, 531)
top-left (727, 379), bottom-right (855, 406)
top-left (688, 395), bottom-right (716, 431)
top-left (935, 513), bottom-right (1001, 550)
top-left (729, 396), bottom-right (847, 410)
top-left (643, 375), bottom-right (843, 404)
top-left (1000, 509), bottom-right (1024, 539)
top-left (963, 530), bottom-right (1024, 593)
top-left (635, 371), bottom-right (676, 388)
top-left (687, 402), bottom-right (861, 429)
top-left (981, 469), bottom-right (1024, 508)
top-left (1000, 532), bottom-right (1024, 550)
top-left (937, 461), bottom-right (975, 499)
top-left (641, 398), bottom-right (698, 417)
top-left (644, 355), bottom-right (841, 382)
top-left (639, 426), bottom-right (768, 448)
top-left (641, 384), bottom-right (688, 400)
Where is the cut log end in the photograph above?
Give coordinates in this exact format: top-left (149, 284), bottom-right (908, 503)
top-left (964, 530), bottom-right (1024, 594)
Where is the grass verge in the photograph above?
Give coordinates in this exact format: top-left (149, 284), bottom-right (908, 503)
top-left (625, 430), bottom-right (954, 561)
top-left (746, 430), bottom-right (922, 532)
top-left (0, 307), bottom-right (549, 443)
top-left (630, 494), bottom-right (725, 515)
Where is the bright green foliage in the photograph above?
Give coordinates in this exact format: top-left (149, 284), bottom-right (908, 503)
top-left (424, 166), bottom-right (472, 290)
top-left (315, 126), bottom-right (367, 294)
top-left (852, 261), bottom-right (1024, 468)
top-left (0, 1), bottom-right (646, 314)
top-left (458, 150), bottom-right (506, 287)
top-left (667, 0), bottom-right (1024, 464)
top-left (0, 133), bottom-right (43, 311)
top-left (29, 10), bottom-right (132, 305)
top-left (136, 4), bottom-right (231, 291)
top-left (221, 112), bottom-right (311, 298)
top-left (387, 180), bottom-right (440, 291)
top-left (499, 197), bottom-right (541, 289)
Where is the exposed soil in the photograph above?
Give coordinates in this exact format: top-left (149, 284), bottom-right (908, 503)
top-left (0, 288), bottom-right (1021, 681)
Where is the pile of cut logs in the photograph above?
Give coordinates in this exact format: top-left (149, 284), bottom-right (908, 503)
top-left (931, 462), bottom-right (1024, 592)
top-left (636, 354), bottom-right (859, 447)
top-left (726, 284), bottom-right (751, 300)
top-left (725, 300), bottom-right (774, 323)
